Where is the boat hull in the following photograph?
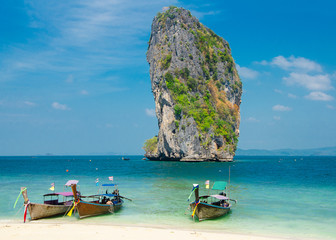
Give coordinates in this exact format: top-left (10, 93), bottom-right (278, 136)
top-left (113, 201), bottom-right (123, 212)
top-left (28, 203), bottom-right (71, 220)
top-left (71, 184), bottom-right (123, 219)
top-left (76, 200), bottom-right (123, 218)
top-left (190, 202), bottom-right (230, 221)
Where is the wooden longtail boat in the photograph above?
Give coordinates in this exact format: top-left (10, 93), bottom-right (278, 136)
top-left (21, 180), bottom-right (79, 221)
top-left (189, 181), bottom-right (235, 221)
top-left (71, 183), bottom-right (124, 219)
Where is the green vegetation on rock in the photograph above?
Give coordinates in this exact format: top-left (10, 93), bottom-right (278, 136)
top-left (143, 136), bottom-right (158, 154)
top-left (161, 53), bottom-right (172, 70)
top-left (164, 70), bottom-right (238, 148)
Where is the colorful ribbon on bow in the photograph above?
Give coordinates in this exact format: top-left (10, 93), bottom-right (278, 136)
top-left (191, 201), bottom-right (200, 218)
top-left (187, 185), bottom-right (198, 201)
top-left (13, 188), bottom-right (27, 209)
top-left (23, 201), bottom-right (30, 223)
top-left (67, 200), bottom-right (80, 217)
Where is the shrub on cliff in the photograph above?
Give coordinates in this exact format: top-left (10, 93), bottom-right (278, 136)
top-left (143, 136), bottom-right (158, 154)
top-left (161, 54), bottom-right (172, 70)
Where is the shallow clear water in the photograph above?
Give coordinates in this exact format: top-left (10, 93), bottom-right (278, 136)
top-left (0, 155), bottom-right (335, 239)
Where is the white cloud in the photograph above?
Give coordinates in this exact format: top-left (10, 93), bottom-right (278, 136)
top-left (24, 101), bottom-right (36, 106)
top-left (257, 56), bottom-right (334, 98)
top-left (274, 89), bottom-right (298, 99)
top-left (191, 10), bottom-right (221, 19)
top-left (145, 108), bottom-right (156, 117)
top-left (0, 0), bottom-right (179, 82)
top-left (273, 116), bottom-right (281, 121)
top-left (80, 90), bottom-right (89, 95)
top-left (162, 6), bottom-right (170, 12)
top-left (272, 105), bottom-right (291, 111)
top-left (236, 65), bottom-right (259, 79)
top-left (246, 117), bottom-right (259, 122)
top-left (287, 93), bottom-right (297, 99)
top-left (52, 102), bottom-right (71, 110)
top-left (66, 75), bottom-right (74, 83)
top-left (26, 0), bottom-right (179, 47)
top-left (305, 92), bottom-right (334, 101)
top-left (327, 105), bottom-right (335, 109)
top-left (258, 60), bottom-right (268, 66)
top-left (283, 72), bottom-right (332, 91)
top-left (267, 55), bottom-right (322, 72)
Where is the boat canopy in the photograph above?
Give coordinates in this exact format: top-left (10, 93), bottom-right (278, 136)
top-left (101, 194), bottom-right (117, 197)
top-left (210, 194), bottom-right (229, 200)
top-left (65, 180), bottom-right (79, 186)
top-left (90, 194), bottom-right (117, 197)
top-left (43, 192), bottom-right (74, 197)
top-left (102, 184), bottom-right (116, 186)
top-left (57, 192), bottom-right (74, 197)
top-left (212, 181), bottom-right (227, 190)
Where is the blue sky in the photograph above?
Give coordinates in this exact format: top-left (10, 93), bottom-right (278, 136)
top-left (1, 0), bottom-right (335, 155)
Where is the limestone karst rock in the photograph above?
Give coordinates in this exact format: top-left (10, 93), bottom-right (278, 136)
top-left (144, 7), bottom-right (242, 161)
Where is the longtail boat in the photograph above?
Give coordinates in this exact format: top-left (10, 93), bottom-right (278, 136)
top-left (20, 180), bottom-right (79, 221)
top-left (71, 183), bottom-right (124, 218)
top-left (189, 181), bottom-right (236, 221)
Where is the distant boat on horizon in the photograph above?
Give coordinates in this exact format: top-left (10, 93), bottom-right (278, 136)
top-left (122, 157), bottom-right (130, 161)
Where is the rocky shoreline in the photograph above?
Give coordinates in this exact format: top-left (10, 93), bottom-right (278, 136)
top-left (146, 156), bottom-right (234, 162)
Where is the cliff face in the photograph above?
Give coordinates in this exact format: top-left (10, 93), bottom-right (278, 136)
top-left (144, 7), bottom-right (242, 161)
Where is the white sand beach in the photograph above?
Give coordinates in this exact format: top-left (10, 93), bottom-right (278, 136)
top-left (0, 223), bottom-right (303, 240)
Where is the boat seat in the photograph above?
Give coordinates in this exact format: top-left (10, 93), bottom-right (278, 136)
top-left (44, 199), bottom-right (58, 205)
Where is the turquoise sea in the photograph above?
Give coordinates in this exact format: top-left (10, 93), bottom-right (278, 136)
top-left (0, 155), bottom-right (335, 239)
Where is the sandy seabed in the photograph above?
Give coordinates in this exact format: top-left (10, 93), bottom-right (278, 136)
top-left (0, 223), bottom-right (304, 240)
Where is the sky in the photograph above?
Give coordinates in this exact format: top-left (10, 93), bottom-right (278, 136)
top-left (0, 0), bottom-right (335, 155)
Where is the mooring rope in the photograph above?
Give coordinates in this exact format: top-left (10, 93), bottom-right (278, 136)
top-left (14, 203), bottom-right (24, 216)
